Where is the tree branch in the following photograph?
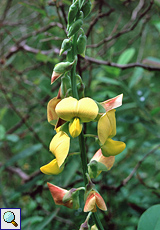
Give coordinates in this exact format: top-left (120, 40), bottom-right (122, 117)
top-left (115, 144), bottom-right (160, 192)
top-left (83, 55), bottom-right (160, 71)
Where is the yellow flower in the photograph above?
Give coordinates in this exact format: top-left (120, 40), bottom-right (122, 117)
top-left (55, 97), bottom-right (98, 137)
top-left (50, 131), bottom-right (70, 167)
top-left (40, 158), bottom-right (64, 175)
top-left (98, 109), bottom-right (126, 157)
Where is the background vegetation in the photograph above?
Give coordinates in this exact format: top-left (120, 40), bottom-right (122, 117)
top-left (0, 0), bottom-right (160, 229)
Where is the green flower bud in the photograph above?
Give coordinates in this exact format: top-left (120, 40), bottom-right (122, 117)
top-left (77, 34), bottom-right (87, 57)
top-left (77, 10), bottom-right (84, 20)
top-left (81, 0), bottom-right (91, 18)
top-left (61, 75), bottom-right (71, 97)
top-left (68, 19), bottom-right (83, 37)
top-left (68, 1), bottom-right (79, 25)
top-left (51, 61), bottom-right (74, 84)
top-left (60, 39), bottom-right (72, 55)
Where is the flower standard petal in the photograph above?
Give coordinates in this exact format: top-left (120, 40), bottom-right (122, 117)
top-left (47, 97), bottom-right (61, 124)
top-left (77, 98), bottom-right (98, 122)
top-left (40, 159), bottom-right (64, 175)
top-left (55, 97), bottom-right (78, 121)
top-left (49, 131), bottom-right (70, 167)
top-left (98, 109), bottom-right (116, 145)
top-left (101, 94), bottom-right (123, 112)
top-left (55, 97), bottom-right (98, 123)
top-left (101, 138), bottom-right (126, 157)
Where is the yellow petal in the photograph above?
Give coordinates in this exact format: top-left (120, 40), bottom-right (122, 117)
top-left (98, 109), bottom-right (116, 144)
top-left (55, 97), bottom-right (78, 121)
top-left (55, 97), bottom-right (98, 122)
top-left (40, 159), bottom-right (63, 175)
top-left (101, 138), bottom-right (126, 157)
top-left (77, 98), bottom-right (98, 122)
top-left (69, 118), bottom-right (82, 138)
top-left (49, 131), bottom-right (70, 167)
top-left (47, 97), bottom-right (61, 124)
top-left (100, 94), bottom-right (123, 112)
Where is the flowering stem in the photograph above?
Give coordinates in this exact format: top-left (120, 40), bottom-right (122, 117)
top-left (79, 131), bottom-right (88, 185)
top-left (93, 212), bottom-right (105, 230)
top-left (69, 16), bottom-right (104, 230)
top-left (71, 34), bottom-right (79, 100)
top-left (79, 132), bottom-right (104, 230)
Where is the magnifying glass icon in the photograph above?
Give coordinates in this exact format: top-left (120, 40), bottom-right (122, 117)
top-left (3, 211), bottom-right (18, 227)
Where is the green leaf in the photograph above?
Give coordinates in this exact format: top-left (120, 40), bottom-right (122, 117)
top-left (63, 158), bottom-right (80, 187)
top-left (20, 2), bottom-right (46, 16)
top-left (6, 134), bottom-right (19, 142)
top-left (98, 76), bottom-right (120, 85)
top-left (5, 144), bottom-right (42, 167)
top-left (150, 107), bottom-right (160, 116)
top-left (22, 216), bottom-right (44, 229)
top-left (129, 67), bottom-right (144, 88)
top-left (155, 218), bottom-right (160, 230)
top-left (0, 125), bottom-right (6, 140)
top-left (34, 211), bottom-right (58, 230)
top-left (137, 204), bottom-right (160, 230)
top-left (117, 48), bottom-right (135, 65)
top-left (104, 66), bottom-right (121, 77)
top-left (151, 20), bottom-right (160, 33)
top-left (36, 53), bottom-right (55, 63)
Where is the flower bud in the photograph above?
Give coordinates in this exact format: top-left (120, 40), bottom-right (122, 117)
top-left (81, 0), bottom-right (91, 18)
top-left (51, 61), bottom-right (74, 84)
top-left (77, 34), bottom-right (87, 57)
top-left (69, 118), bottom-right (82, 138)
top-left (84, 191), bottom-right (107, 212)
top-left (60, 39), bottom-right (72, 55)
top-left (68, 19), bottom-right (83, 37)
top-left (79, 222), bottom-right (90, 230)
top-left (91, 225), bottom-right (98, 230)
top-left (77, 10), bottom-right (84, 20)
top-left (61, 75), bottom-right (71, 97)
top-left (68, 1), bottom-right (79, 25)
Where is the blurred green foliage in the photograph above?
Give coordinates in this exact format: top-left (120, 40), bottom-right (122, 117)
top-left (0, 0), bottom-right (160, 229)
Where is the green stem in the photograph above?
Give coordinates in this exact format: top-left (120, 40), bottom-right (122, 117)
top-left (71, 33), bottom-right (79, 99)
top-left (79, 131), bottom-right (88, 185)
top-left (93, 212), bottom-right (105, 230)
